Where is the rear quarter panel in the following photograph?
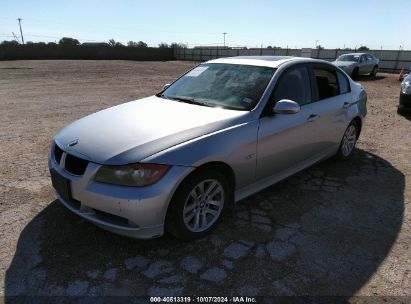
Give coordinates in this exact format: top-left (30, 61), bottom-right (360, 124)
top-left (349, 80), bottom-right (367, 123)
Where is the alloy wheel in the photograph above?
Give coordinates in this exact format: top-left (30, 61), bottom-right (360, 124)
top-left (182, 179), bottom-right (225, 232)
top-left (341, 124), bottom-right (357, 157)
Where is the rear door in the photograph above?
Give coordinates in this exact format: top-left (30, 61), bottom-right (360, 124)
top-left (307, 64), bottom-right (352, 152)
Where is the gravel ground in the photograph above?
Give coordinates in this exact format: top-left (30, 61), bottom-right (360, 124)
top-left (0, 60), bottom-right (410, 301)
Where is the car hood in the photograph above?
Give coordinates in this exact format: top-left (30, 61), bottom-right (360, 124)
top-left (333, 61), bottom-right (357, 68)
top-left (54, 96), bottom-right (249, 165)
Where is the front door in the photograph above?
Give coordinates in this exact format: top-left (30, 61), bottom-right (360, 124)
top-left (358, 55), bottom-right (369, 74)
top-left (256, 65), bottom-right (317, 180)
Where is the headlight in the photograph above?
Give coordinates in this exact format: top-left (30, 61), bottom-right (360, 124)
top-left (401, 81), bottom-right (411, 95)
top-left (95, 163), bottom-right (170, 186)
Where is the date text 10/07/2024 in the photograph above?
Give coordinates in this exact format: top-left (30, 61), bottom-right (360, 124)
top-left (149, 296), bottom-right (257, 303)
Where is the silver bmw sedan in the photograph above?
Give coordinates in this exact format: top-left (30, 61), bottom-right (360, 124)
top-left (49, 56), bottom-right (367, 240)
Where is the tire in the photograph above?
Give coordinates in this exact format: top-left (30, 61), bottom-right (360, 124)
top-left (351, 67), bottom-right (359, 79)
top-left (398, 107), bottom-right (411, 116)
top-left (165, 169), bottom-right (231, 240)
top-left (337, 121), bottom-right (359, 160)
top-left (370, 66), bottom-right (378, 77)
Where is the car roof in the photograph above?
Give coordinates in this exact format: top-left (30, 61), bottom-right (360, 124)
top-left (205, 56), bottom-right (327, 68)
top-left (339, 53), bottom-right (368, 56)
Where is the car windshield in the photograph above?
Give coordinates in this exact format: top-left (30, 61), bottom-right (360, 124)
top-left (337, 55), bottom-right (360, 62)
top-left (159, 63), bottom-right (275, 111)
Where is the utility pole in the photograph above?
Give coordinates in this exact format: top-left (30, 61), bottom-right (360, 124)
top-left (17, 18), bottom-right (24, 44)
top-left (223, 32), bottom-right (227, 47)
top-left (315, 40), bottom-right (319, 49)
top-left (12, 32), bottom-right (21, 43)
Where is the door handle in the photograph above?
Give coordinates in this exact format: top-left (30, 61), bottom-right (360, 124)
top-left (307, 114), bottom-right (320, 122)
top-left (342, 102), bottom-right (350, 109)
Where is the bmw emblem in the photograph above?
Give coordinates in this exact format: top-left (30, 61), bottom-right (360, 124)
top-left (68, 139), bottom-right (79, 147)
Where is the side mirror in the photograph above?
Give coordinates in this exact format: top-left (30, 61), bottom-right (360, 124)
top-left (273, 99), bottom-right (301, 114)
top-left (163, 83), bottom-right (171, 91)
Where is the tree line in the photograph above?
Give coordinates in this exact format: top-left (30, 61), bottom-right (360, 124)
top-left (0, 37), bottom-right (188, 48)
top-left (1, 37), bottom-right (370, 51)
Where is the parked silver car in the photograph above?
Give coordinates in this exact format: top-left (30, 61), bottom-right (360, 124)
top-left (333, 53), bottom-right (379, 78)
top-left (398, 72), bottom-right (411, 115)
top-left (49, 56), bottom-right (367, 240)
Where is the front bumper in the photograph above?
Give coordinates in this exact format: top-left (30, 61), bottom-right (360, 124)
top-left (337, 65), bottom-right (355, 75)
top-left (398, 93), bottom-right (411, 114)
top-left (48, 145), bottom-right (193, 239)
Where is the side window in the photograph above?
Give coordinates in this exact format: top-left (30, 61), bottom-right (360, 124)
top-left (337, 70), bottom-right (350, 94)
top-left (313, 68), bottom-right (340, 100)
top-left (273, 66), bottom-right (311, 105)
top-left (366, 54), bottom-right (373, 61)
top-left (360, 55), bottom-right (366, 62)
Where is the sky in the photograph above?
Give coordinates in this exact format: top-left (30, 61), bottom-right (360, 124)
top-left (0, 0), bottom-right (409, 50)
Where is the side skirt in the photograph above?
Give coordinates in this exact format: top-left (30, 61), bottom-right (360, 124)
top-left (234, 145), bottom-right (338, 202)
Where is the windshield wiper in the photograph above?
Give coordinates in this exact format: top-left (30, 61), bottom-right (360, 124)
top-left (155, 93), bottom-right (171, 100)
top-left (170, 97), bottom-right (216, 108)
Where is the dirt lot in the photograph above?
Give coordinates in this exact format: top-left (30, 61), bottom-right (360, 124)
top-left (0, 60), bottom-right (410, 301)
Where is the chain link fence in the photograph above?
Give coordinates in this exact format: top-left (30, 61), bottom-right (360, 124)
top-left (175, 47), bottom-right (411, 72)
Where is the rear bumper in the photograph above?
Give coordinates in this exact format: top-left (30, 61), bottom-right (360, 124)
top-left (48, 148), bottom-right (194, 239)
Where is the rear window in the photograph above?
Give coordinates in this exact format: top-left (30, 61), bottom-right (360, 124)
top-left (313, 68), bottom-right (340, 100)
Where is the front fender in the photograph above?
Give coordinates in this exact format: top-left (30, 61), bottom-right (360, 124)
top-left (142, 120), bottom-right (259, 189)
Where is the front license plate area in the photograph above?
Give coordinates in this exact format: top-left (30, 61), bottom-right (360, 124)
top-left (50, 169), bottom-right (71, 202)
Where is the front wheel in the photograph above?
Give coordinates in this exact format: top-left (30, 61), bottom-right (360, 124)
top-left (165, 170), bottom-right (230, 240)
top-left (351, 67), bottom-right (359, 79)
top-left (337, 121), bottom-right (358, 160)
top-left (370, 66), bottom-right (378, 77)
